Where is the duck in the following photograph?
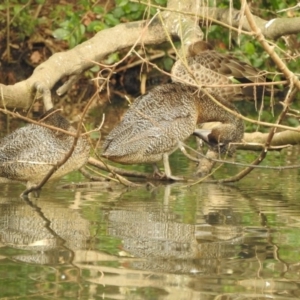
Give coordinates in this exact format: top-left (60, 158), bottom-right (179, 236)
top-left (0, 108), bottom-right (90, 191)
top-left (171, 41), bottom-right (281, 102)
top-left (102, 83), bottom-right (244, 180)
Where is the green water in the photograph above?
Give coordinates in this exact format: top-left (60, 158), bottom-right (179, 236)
top-left (1, 147), bottom-right (300, 299)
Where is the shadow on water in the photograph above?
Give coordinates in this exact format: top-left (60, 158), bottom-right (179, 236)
top-left (1, 167), bottom-right (300, 299)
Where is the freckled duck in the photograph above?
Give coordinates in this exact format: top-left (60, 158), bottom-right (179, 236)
top-left (0, 109), bottom-right (90, 190)
top-left (102, 83), bottom-right (244, 180)
top-left (171, 41), bottom-right (280, 102)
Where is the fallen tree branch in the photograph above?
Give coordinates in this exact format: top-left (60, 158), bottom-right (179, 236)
top-left (241, 128), bottom-right (300, 150)
top-left (200, 6), bottom-right (300, 41)
top-left (0, 19), bottom-right (167, 109)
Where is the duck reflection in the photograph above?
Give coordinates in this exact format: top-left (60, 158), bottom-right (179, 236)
top-left (1, 183), bottom-right (299, 299)
top-left (106, 185), bottom-right (244, 274)
top-left (0, 183), bottom-right (244, 274)
top-left (0, 195), bottom-right (89, 265)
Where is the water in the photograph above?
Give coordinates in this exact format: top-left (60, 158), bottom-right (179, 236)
top-left (1, 149), bottom-right (300, 299)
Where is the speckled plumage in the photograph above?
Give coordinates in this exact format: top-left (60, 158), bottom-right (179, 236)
top-left (102, 83), bottom-right (244, 178)
top-left (171, 41), bottom-right (266, 101)
top-left (0, 109), bottom-right (90, 188)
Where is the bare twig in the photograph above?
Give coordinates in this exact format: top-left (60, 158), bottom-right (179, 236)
top-left (277, 3), bottom-right (300, 13)
top-left (0, 108), bottom-right (78, 137)
top-left (215, 2), bottom-right (299, 183)
top-left (88, 157), bottom-right (150, 179)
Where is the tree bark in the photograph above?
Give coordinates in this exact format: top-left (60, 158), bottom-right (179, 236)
top-left (241, 128), bottom-right (300, 149)
top-left (200, 7), bottom-right (300, 40)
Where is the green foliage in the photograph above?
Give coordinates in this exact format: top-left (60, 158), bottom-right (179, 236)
top-left (53, 16), bottom-right (86, 48)
top-left (4, 0), bottom-right (294, 60)
top-left (162, 56), bottom-right (174, 71)
top-left (51, 0), bottom-right (167, 48)
top-left (0, 1), bottom-right (42, 40)
top-left (1, 0), bottom-right (167, 48)
top-left (105, 52), bottom-right (120, 64)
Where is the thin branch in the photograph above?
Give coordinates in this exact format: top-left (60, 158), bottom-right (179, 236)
top-left (187, 144), bottom-right (300, 171)
top-left (88, 157), bottom-right (150, 179)
top-left (216, 2), bottom-right (299, 184)
top-left (80, 165), bottom-right (117, 182)
top-left (277, 3), bottom-right (300, 13)
top-left (0, 108), bottom-right (79, 137)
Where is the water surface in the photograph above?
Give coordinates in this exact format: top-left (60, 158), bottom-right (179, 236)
top-left (1, 149), bottom-right (300, 299)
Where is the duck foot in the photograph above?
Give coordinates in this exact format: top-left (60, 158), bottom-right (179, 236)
top-left (153, 172), bottom-right (184, 181)
top-left (152, 164), bottom-right (184, 181)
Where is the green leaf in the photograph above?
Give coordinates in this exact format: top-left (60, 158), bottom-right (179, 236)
top-left (104, 14), bottom-right (120, 26)
top-left (87, 20), bottom-right (106, 32)
top-left (127, 11), bottom-right (143, 20)
top-left (112, 7), bottom-right (125, 18)
top-left (13, 5), bottom-right (22, 15)
top-left (116, 0), bottom-right (129, 6)
top-left (243, 42), bottom-right (255, 55)
top-left (154, 0), bottom-right (167, 5)
top-left (105, 52), bottom-right (120, 64)
top-left (90, 65), bottom-right (100, 73)
top-left (59, 20), bottom-right (71, 29)
top-left (149, 7), bottom-right (157, 15)
top-left (79, 23), bottom-right (85, 35)
top-left (93, 6), bottom-right (104, 14)
top-left (52, 28), bottom-right (70, 40)
top-left (162, 56), bottom-right (174, 71)
top-left (74, 27), bottom-right (84, 44)
top-left (124, 2), bottom-right (141, 13)
top-left (69, 35), bottom-right (77, 48)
